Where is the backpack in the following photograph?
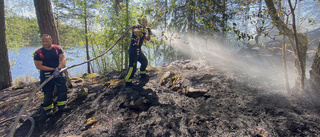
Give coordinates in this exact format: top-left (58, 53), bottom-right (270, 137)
top-left (36, 44), bottom-right (59, 59)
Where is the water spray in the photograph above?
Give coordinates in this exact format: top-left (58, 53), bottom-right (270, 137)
top-left (153, 29), bottom-right (295, 93)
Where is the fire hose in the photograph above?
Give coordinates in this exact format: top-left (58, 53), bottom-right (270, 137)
top-left (9, 26), bottom-right (133, 137)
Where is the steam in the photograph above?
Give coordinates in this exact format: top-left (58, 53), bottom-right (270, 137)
top-left (152, 29), bottom-right (295, 93)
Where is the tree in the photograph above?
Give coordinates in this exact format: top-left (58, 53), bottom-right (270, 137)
top-left (265, 0), bottom-right (308, 92)
top-left (34, 0), bottom-right (72, 87)
top-left (93, 0), bottom-right (136, 72)
top-left (83, 0), bottom-right (92, 73)
top-left (0, 0), bottom-right (12, 90)
top-left (310, 40), bottom-right (320, 92)
top-left (53, 0), bottom-right (103, 74)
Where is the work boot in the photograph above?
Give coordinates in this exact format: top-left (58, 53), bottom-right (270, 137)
top-left (140, 74), bottom-right (147, 79)
top-left (58, 105), bottom-right (71, 112)
top-left (139, 74), bottom-right (149, 84)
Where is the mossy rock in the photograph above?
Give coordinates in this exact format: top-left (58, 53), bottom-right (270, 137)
top-left (70, 77), bottom-right (84, 83)
top-left (77, 88), bottom-right (88, 98)
top-left (12, 86), bottom-right (24, 90)
top-left (105, 79), bottom-right (124, 87)
top-left (159, 71), bottom-right (175, 85)
top-left (97, 75), bottom-right (105, 79)
top-left (85, 73), bottom-right (99, 79)
top-left (171, 75), bottom-right (181, 84)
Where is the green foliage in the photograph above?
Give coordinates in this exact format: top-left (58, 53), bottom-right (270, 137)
top-left (5, 10), bottom-right (40, 67)
top-left (93, 1), bottom-right (147, 73)
top-left (57, 20), bottom-right (85, 48)
top-left (5, 13), bottom-right (40, 48)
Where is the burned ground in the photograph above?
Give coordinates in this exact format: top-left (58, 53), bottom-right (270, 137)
top-left (1, 59), bottom-right (320, 137)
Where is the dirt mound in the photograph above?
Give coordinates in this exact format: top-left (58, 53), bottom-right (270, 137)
top-left (1, 59), bottom-right (320, 137)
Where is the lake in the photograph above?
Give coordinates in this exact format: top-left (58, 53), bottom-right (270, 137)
top-left (10, 46), bottom-right (88, 80)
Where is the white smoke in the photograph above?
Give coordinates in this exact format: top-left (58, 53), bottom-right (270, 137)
top-left (152, 29), bottom-right (296, 94)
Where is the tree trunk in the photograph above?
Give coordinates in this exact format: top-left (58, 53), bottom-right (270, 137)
top-left (244, 0), bottom-right (249, 48)
top-left (265, 0), bottom-right (308, 92)
top-left (124, 0), bottom-right (129, 70)
top-left (255, 1), bottom-right (262, 46)
top-left (84, 1), bottom-right (91, 74)
top-left (0, 0), bottom-right (12, 90)
top-left (310, 40), bottom-right (320, 92)
top-left (34, 0), bottom-right (60, 44)
top-left (279, 0), bottom-right (290, 92)
top-left (288, 0), bottom-right (306, 91)
top-left (282, 35), bottom-right (291, 93)
top-left (34, 0), bottom-right (72, 88)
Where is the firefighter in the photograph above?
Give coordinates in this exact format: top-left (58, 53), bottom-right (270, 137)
top-left (125, 18), bottom-right (152, 86)
top-left (34, 34), bottom-right (69, 117)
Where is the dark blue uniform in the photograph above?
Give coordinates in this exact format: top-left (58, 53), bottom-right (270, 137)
top-left (125, 25), bottom-right (150, 85)
top-left (34, 45), bottom-right (67, 111)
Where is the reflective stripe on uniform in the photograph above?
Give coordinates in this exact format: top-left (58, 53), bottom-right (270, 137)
top-left (45, 72), bottom-right (51, 77)
top-left (125, 67), bottom-right (133, 82)
top-left (43, 103), bottom-right (54, 111)
top-left (126, 79), bottom-right (132, 82)
top-left (140, 71), bottom-right (146, 74)
top-left (57, 101), bottom-right (66, 106)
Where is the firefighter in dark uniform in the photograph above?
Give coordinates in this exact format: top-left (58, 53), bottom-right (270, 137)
top-left (34, 34), bottom-right (69, 117)
top-left (125, 18), bottom-right (151, 86)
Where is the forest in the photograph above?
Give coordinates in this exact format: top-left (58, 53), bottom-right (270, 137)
top-left (1, 0), bottom-right (320, 136)
top-left (1, 0), bottom-right (319, 92)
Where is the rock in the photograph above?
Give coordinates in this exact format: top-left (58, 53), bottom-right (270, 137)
top-left (85, 117), bottom-right (98, 129)
top-left (183, 64), bottom-right (197, 70)
top-left (201, 74), bottom-right (214, 81)
top-left (87, 93), bottom-right (97, 101)
top-left (182, 87), bottom-right (208, 98)
top-left (12, 86), bottom-right (24, 90)
top-left (171, 76), bottom-right (183, 91)
top-left (70, 77), bottom-right (83, 83)
top-left (85, 73), bottom-right (100, 79)
top-left (76, 87), bottom-right (88, 99)
top-left (159, 71), bottom-right (175, 85)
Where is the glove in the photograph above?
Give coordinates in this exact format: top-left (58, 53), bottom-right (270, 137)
top-left (53, 68), bottom-right (60, 78)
